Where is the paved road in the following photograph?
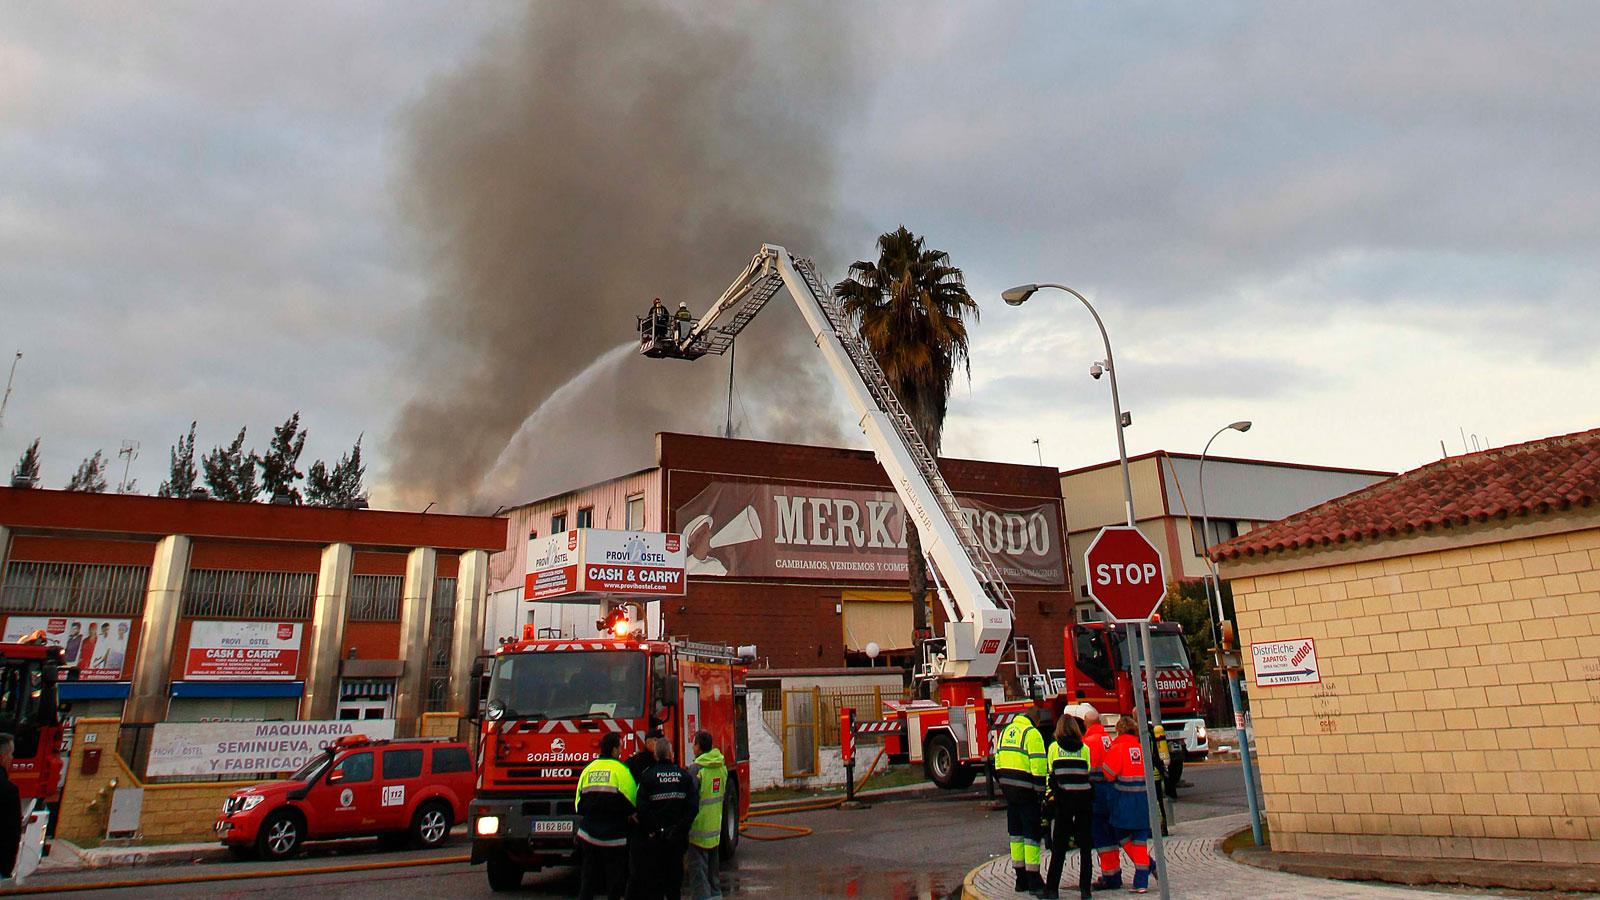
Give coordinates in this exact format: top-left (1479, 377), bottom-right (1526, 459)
top-left (26, 764), bottom-right (1252, 899)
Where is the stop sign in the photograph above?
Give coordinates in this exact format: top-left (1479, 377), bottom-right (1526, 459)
top-left (1084, 525), bottom-right (1167, 621)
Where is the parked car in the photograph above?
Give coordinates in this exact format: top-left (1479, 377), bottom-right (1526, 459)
top-left (215, 734), bottom-right (476, 859)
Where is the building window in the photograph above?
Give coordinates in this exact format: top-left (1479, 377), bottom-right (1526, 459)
top-left (349, 574), bottom-right (403, 622)
top-left (181, 569), bottom-right (315, 619)
top-left (1191, 519), bottom-right (1240, 556)
top-left (0, 562), bottom-right (148, 616)
top-left (425, 576), bottom-right (457, 713)
top-left (625, 494), bottom-right (646, 530)
top-left (551, 512), bottom-right (568, 533)
top-left (576, 507), bottom-right (594, 528)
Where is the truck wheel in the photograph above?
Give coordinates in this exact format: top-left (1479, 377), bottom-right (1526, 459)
top-left (486, 854), bottom-right (525, 892)
top-left (411, 800), bottom-right (452, 849)
top-left (719, 777), bottom-right (740, 862)
top-left (256, 809), bottom-right (303, 860)
top-left (924, 732), bottom-right (976, 790)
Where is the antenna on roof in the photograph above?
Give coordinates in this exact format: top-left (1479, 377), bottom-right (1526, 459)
top-left (1439, 440), bottom-right (1448, 459)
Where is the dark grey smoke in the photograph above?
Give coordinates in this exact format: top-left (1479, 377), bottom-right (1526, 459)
top-left (387, 1), bottom-right (858, 511)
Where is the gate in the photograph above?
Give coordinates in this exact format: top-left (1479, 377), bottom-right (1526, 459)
top-left (779, 688), bottom-right (820, 778)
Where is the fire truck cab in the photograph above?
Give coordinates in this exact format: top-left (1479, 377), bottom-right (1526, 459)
top-left (469, 631), bottom-right (750, 892)
top-left (0, 640), bottom-right (69, 803)
top-left (1062, 620), bottom-right (1208, 758)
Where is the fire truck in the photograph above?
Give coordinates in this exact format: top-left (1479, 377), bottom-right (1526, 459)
top-left (0, 639), bottom-right (70, 802)
top-left (641, 245), bottom-right (1048, 792)
top-left (1062, 620), bottom-right (1208, 759)
top-left (468, 629), bottom-right (750, 892)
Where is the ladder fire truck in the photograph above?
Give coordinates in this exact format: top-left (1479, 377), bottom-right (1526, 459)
top-left (1062, 620), bottom-right (1208, 759)
top-left (468, 629), bottom-right (751, 892)
top-left (639, 244), bottom-right (1046, 791)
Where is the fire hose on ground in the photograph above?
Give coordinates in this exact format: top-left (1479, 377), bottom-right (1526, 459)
top-left (737, 746), bottom-right (887, 842)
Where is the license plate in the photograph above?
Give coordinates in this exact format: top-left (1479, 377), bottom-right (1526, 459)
top-left (532, 820), bottom-right (573, 835)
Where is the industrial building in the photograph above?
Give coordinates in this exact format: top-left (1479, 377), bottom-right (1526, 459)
top-left (0, 487), bottom-right (506, 734)
top-left (487, 432), bottom-right (1075, 671)
top-left (1061, 450), bottom-right (1393, 619)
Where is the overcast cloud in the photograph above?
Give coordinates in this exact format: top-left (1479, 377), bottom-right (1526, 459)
top-left (2, 2), bottom-right (1596, 509)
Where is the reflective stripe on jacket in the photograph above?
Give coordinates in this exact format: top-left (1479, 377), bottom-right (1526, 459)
top-left (1046, 739), bottom-right (1093, 802)
top-left (686, 748), bottom-right (728, 850)
top-left (574, 757), bottom-right (638, 847)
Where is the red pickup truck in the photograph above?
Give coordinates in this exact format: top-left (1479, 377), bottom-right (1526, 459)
top-left (215, 735), bottom-right (475, 859)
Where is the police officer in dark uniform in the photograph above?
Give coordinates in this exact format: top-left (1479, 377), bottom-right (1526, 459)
top-left (576, 732), bottom-right (638, 900)
top-left (629, 738), bottom-right (698, 900)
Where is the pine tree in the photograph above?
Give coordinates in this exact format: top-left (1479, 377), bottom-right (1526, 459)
top-left (66, 450), bottom-right (109, 492)
top-left (306, 436), bottom-right (367, 507)
top-left (10, 438), bottom-right (42, 486)
top-left (157, 422), bottom-right (199, 497)
top-left (202, 427), bottom-right (260, 502)
top-left (260, 412), bottom-right (307, 503)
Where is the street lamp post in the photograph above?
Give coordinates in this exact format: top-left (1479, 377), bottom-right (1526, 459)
top-left (1197, 421), bottom-right (1265, 845)
top-left (1003, 283), bottom-right (1168, 899)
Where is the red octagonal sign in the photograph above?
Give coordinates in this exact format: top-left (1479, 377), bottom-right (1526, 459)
top-left (1084, 525), bottom-right (1167, 622)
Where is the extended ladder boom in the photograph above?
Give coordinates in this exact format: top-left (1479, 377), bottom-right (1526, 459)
top-left (642, 245), bottom-right (1013, 679)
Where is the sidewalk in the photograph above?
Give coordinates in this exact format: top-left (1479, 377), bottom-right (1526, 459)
top-left (961, 813), bottom-right (1525, 899)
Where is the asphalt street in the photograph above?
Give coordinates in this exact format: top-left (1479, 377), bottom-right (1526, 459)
top-left (27, 763), bottom-right (1249, 899)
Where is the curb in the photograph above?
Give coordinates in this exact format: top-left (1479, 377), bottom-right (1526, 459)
top-left (4, 853), bottom-right (471, 894)
top-left (1230, 842), bottom-right (1600, 894)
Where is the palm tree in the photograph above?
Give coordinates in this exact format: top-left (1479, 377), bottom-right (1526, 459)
top-left (835, 226), bottom-right (978, 674)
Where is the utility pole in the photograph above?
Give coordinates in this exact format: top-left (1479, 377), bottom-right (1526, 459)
top-left (724, 338), bottom-right (737, 439)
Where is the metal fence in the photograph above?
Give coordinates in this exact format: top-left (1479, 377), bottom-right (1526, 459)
top-left (0, 561), bottom-right (148, 616)
top-left (181, 569), bottom-right (315, 619)
top-left (815, 685), bottom-right (901, 746)
top-left (348, 574), bottom-right (403, 622)
top-left (426, 576), bottom-right (457, 712)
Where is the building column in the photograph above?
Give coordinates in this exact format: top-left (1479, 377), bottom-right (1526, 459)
top-left (446, 550), bottom-right (490, 717)
top-left (392, 547), bottom-right (437, 736)
top-left (300, 542), bottom-right (353, 721)
top-left (125, 534), bottom-right (190, 724)
top-left (0, 525), bottom-right (11, 593)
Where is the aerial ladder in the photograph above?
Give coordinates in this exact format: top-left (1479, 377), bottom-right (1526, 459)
top-left (639, 245), bottom-right (1045, 787)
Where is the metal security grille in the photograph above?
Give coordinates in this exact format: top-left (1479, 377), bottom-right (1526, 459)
top-left (180, 569), bottom-right (314, 619)
top-left (348, 574), bottom-right (403, 622)
top-left (426, 576), bottom-right (457, 712)
top-left (0, 562), bottom-right (148, 615)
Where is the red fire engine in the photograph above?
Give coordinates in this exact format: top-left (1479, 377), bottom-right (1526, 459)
top-left (468, 628), bottom-right (750, 893)
top-left (1062, 620), bottom-right (1208, 759)
top-left (1, 638), bottom-right (70, 803)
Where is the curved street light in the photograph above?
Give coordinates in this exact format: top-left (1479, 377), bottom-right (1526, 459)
top-left (1003, 284), bottom-right (1135, 527)
top-left (1195, 418), bottom-right (1265, 846)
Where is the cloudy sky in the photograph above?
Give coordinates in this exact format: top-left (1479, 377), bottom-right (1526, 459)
top-left (4, 2), bottom-right (1596, 510)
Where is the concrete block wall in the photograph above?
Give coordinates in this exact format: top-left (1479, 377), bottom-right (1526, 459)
top-left (1229, 523), bottom-right (1600, 864)
top-left (58, 718), bottom-right (254, 846)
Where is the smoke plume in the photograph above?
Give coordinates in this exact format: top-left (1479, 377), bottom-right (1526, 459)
top-left (387, 1), bottom-right (858, 511)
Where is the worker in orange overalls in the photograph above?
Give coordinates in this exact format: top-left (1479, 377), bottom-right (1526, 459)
top-left (1079, 706), bottom-right (1120, 890)
top-left (1100, 715), bottom-right (1153, 893)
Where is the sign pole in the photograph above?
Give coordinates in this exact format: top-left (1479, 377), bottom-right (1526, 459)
top-left (1138, 621), bottom-right (1170, 829)
top-left (1130, 622), bottom-right (1170, 900)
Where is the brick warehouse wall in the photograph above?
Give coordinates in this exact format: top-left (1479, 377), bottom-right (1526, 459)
top-left (1226, 518), bottom-right (1600, 864)
top-left (655, 433), bottom-right (1075, 669)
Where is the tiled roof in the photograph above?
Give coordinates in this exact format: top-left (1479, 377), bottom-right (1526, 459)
top-left (1214, 426), bottom-right (1600, 560)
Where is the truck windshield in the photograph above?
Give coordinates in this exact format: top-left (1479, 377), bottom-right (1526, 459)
top-left (292, 751), bottom-right (332, 783)
top-left (488, 651), bottom-right (645, 720)
top-left (1116, 631), bottom-right (1190, 670)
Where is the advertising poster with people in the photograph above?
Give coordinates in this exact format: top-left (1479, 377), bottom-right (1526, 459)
top-left (2, 616), bottom-right (133, 680)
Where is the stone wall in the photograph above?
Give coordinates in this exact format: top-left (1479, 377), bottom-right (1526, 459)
top-left (58, 717), bottom-right (256, 846)
top-left (1226, 519), bottom-right (1600, 864)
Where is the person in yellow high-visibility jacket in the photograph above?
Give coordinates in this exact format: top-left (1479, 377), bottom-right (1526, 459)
top-left (995, 703), bottom-right (1049, 893)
